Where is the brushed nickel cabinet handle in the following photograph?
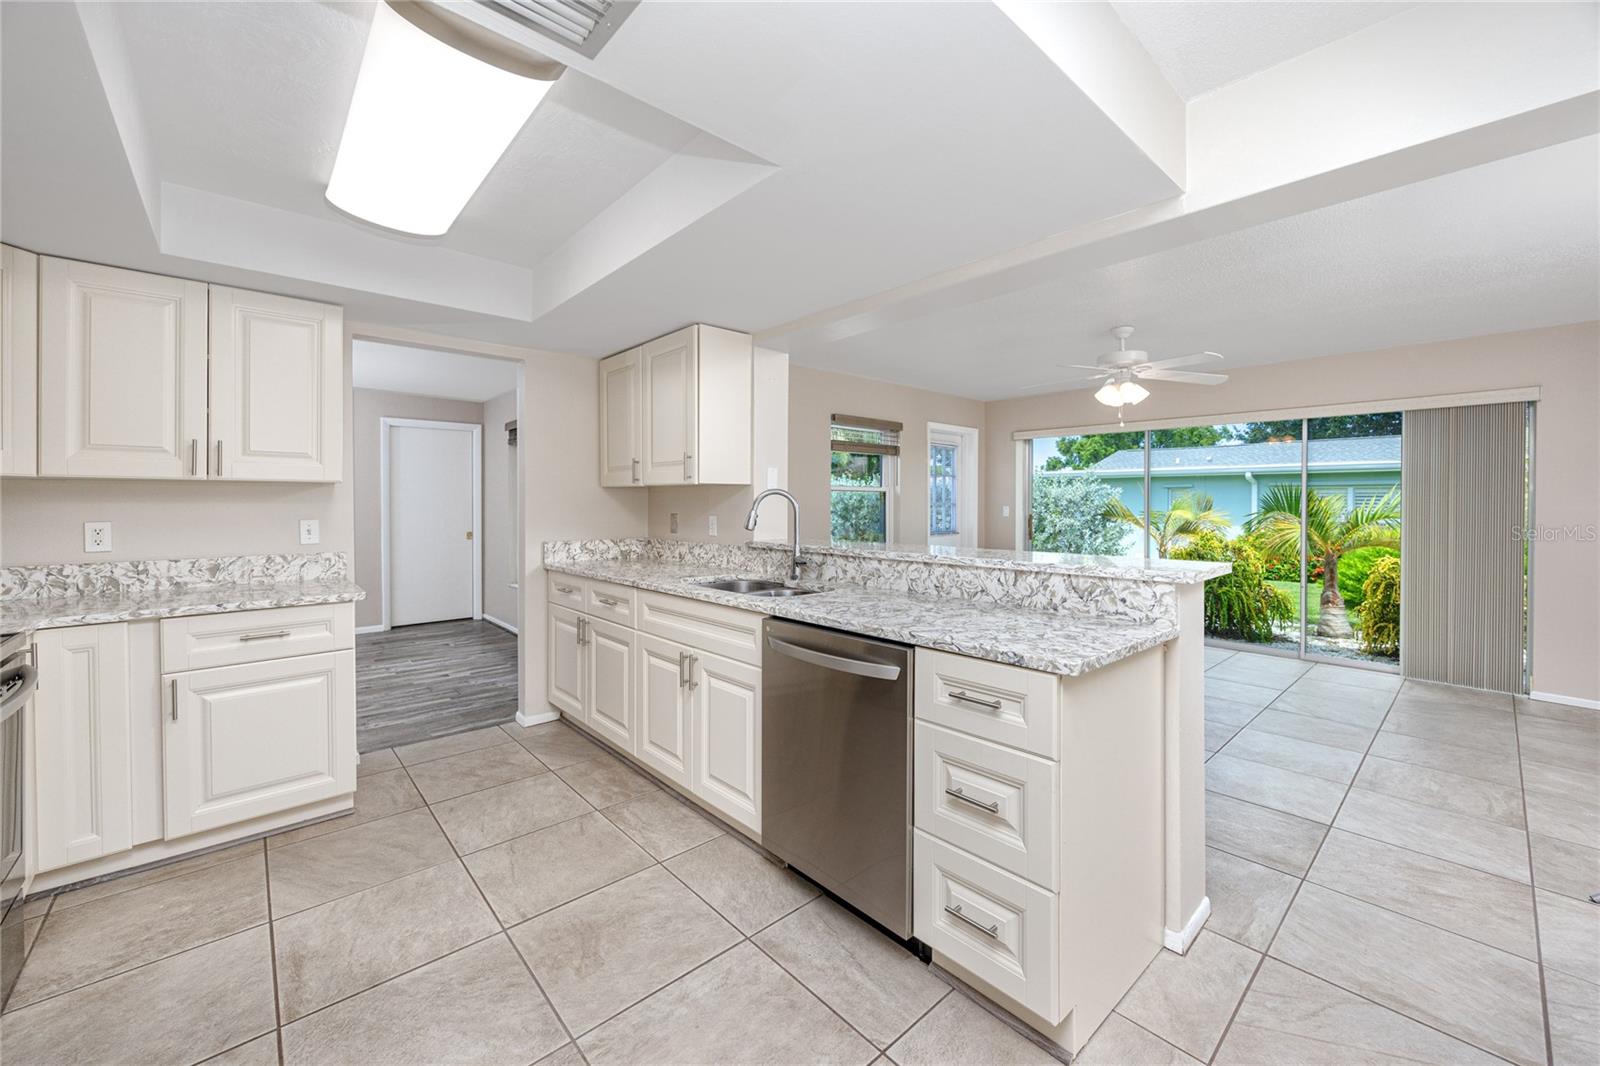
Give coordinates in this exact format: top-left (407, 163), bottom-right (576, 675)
top-left (686, 654), bottom-right (699, 691)
top-left (678, 650), bottom-right (690, 687)
top-left (239, 630), bottom-right (291, 642)
top-left (215, 440), bottom-right (223, 475)
top-left (944, 903), bottom-right (999, 939)
top-left (632, 457), bottom-right (640, 483)
top-left (684, 452), bottom-right (693, 481)
top-left (949, 690), bottom-right (1003, 711)
top-left (596, 595), bottom-right (623, 607)
top-left (577, 618), bottom-right (588, 646)
top-left (554, 584), bottom-right (576, 594)
top-left (944, 786), bottom-right (1001, 814)
top-left (190, 438), bottom-right (198, 476)
top-left (170, 678), bottom-right (178, 722)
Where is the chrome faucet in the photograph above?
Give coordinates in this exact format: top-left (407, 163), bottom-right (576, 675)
top-left (746, 488), bottom-right (808, 582)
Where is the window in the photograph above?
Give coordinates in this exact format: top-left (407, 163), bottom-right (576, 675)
top-left (929, 442), bottom-right (958, 535)
top-left (830, 414), bottom-right (899, 543)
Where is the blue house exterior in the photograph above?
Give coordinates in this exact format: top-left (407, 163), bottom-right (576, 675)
top-left (1041, 437), bottom-right (1401, 535)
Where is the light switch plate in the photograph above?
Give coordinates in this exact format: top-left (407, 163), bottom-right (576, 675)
top-left (299, 519), bottom-right (320, 545)
top-left (84, 522), bottom-right (112, 553)
top-left (708, 515), bottom-right (718, 536)
top-left (1002, 505), bottom-right (1011, 518)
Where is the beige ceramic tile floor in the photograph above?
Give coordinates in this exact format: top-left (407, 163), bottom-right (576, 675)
top-left (3, 654), bottom-right (1596, 1065)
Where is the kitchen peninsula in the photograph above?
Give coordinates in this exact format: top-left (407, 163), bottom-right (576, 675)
top-left (542, 536), bottom-right (1226, 1055)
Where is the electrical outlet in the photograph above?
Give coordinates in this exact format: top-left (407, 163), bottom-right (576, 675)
top-left (1002, 505), bottom-right (1011, 518)
top-left (708, 515), bottom-right (719, 537)
top-left (670, 512), bottom-right (679, 534)
top-left (299, 519), bottom-right (320, 545)
top-left (84, 521), bottom-right (112, 553)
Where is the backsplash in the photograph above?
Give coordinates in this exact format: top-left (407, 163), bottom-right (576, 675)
top-left (0, 552), bottom-right (351, 601)
top-left (544, 539), bottom-right (1178, 626)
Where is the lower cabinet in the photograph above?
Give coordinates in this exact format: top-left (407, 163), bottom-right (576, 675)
top-left (636, 633), bottom-right (693, 789)
top-left (584, 618), bottom-right (635, 750)
top-left (164, 651), bottom-right (355, 838)
top-left (690, 651), bottom-right (761, 835)
top-left (546, 604), bottom-right (585, 719)
top-left (31, 623), bottom-right (134, 872)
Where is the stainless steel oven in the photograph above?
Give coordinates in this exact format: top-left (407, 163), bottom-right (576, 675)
top-left (0, 629), bottom-right (39, 1011)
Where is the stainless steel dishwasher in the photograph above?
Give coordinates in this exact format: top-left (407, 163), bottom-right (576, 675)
top-left (762, 618), bottom-right (915, 939)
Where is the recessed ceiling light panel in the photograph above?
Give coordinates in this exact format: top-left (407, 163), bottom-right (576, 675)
top-left (326, 2), bottom-right (556, 236)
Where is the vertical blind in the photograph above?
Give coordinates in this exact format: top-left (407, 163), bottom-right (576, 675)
top-left (1401, 402), bottom-right (1529, 692)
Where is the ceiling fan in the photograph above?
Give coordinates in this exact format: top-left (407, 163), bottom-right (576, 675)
top-left (1023, 326), bottom-right (1228, 409)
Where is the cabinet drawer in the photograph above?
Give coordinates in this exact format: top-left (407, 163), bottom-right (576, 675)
top-left (914, 831), bottom-right (1057, 1021)
top-left (637, 591), bottom-right (763, 666)
top-left (161, 604), bottom-right (353, 673)
top-left (586, 580), bottom-right (637, 627)
top-left (915, 649), bottom-right (1057, 758)
top-left (915, 722), bottom-right (1057, 889)
top-left (546, 573), bottom-right (589, 610)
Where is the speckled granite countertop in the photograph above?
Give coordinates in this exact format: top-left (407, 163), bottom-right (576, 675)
top-left (748, 539), bottom-right (1229, 584)
top-left (546, 558), bottom-right (1176, 676)
top-left (0, 579), bottom-right (366, 632)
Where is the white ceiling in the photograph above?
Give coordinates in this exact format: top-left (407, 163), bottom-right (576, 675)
top-left (1109, 2), bottom-right (1414, 99)
top-left (351, 341), bottom-right (521, 402)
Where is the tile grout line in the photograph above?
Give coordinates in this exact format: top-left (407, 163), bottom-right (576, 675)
top-left (259, 837), bottom-right (287, 1066)
top-left (1102, 1010), bottom-right (1204, 1065)
top-left (1511, 703), bottom-right (1557, 1066)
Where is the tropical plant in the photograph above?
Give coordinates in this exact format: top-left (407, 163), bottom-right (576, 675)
top-left (1245, 485), bottom-right (1401, 638)
top-left (1359, 555), bottom-right (1401, 657)
top-left (1104, 491), bottom-right (1230, 559)
top-left (1336, 545), bottom-right (1400, 610)
top-left (1171, 531), bottom-right (1295, 643)
top-left (1029, 472), bottom-right (1127, 555)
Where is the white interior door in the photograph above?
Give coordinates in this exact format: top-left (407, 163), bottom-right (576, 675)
top-left (386, 419), bottom-right (480, 627)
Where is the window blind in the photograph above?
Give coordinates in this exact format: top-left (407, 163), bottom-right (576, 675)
top-left (831, 414), bottom-right (902, 456)
top-left (1400, 402), bottom-right (1529, 693)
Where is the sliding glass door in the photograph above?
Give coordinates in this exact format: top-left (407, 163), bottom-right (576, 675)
top-left (1027, 432), bottom-right (1146, 559)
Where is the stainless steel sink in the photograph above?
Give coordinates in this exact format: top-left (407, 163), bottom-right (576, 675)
top-left (697, 578), bottom-right (787, 594)
top-left (748, 587), bottom-right (821, 598)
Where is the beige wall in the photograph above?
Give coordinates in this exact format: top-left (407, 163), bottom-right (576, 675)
top-left (351, 388), bottom-right (486, 630)
top-left (0, 350), bottom-right (355, 566)
top-left (482, 389), bottom-right (520, 628)
top-left (788, 365), bottom-right (988, 543)
top-left (982, 322), bottom-right (1600, 703)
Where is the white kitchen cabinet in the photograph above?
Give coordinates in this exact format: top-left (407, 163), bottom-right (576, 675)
top-left (635, 633), bottom-right (693, 789)
top-left (1, 243), bottom-right (39, 476)
top-left (584, 617), bottom-right (635, 750)
top-left (603, 324), bottom-right (752, 488)
top-left (690, 649), bottom-right (761, 835)
top-left (31, 623), bottom-right (134, 872)
top-left (165, 651), bottom-right (355, 838)
top-left (209, 286), bottom-right (343, 482)
top-left (38, 257), bottom-right (208, 479)
top-left (547, 604), bottom-right (585, 719)
top-left (598, 347), bottom-right (641, 486)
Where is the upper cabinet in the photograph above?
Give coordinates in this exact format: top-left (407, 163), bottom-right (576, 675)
top-left (24, 255), bottom-right (344, 482)
top-left (209, 287), bottom-right (343, 482)
top-left (1, 244), bottom-right (39, 476)
top-left (38, 258), bottom-right (209, 479)
top-left (599, 324), bottom-right (752, 488)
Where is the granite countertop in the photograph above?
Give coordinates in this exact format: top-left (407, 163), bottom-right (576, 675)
top-left (747, 539), bottom-right (1230, 584)
top-left (547, 558), bottom-right (1176, 676)
top-left (0, 579), bottom-right (366, 632)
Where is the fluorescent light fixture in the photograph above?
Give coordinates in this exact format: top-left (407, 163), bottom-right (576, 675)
top-left (1094, 379), bottom-right (1151, 408)
top-left (326, 3), bottom-right (555, 236)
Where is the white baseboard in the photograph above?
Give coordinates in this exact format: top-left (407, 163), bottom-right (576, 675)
top-left (354, 624), bottom-right (387, 635)
top-left (481, 613), bottom-right (519, 635)
top-left (1530, 690), bottom-right (1600, 711)
top-left (1164, 896), bottom-right (1211, 954)
top-left (516, 707), bottom-right (560, 728)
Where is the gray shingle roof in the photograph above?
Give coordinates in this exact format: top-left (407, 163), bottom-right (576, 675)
top-left (1088, 436), bottom-right (1401, 473)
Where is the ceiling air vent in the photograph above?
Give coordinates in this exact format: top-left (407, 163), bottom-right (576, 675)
top-left (478, 0), bottom-right (636, 58)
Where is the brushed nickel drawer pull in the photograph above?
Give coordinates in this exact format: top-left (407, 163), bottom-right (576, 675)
top-left (190, 438), bottom-right (198, 476)
top-left (554, 584), bottom-right (576, 595)
top-left (686, 654), bottom-right (699, 691)
top-left (949, 690), bottom-right (1003, 711)
top-left (215, 440), bottom-right (223, 475)
top-left (944, 786), bottom-right (1001, 814)
top-left (943, 903), bottom-right (999, 939)
top-left (596, 595), bottom-right (623, 607)
top-left (170, 678), bottom-right (178, 722)
top-left (577, 618), bottom-right (588, 646)
top-left (678, 650), bottom-right (691, 687)
top-left (631, 457), bottom-right (640, 483)
top-left (239, 630), bottom-right (291, 642)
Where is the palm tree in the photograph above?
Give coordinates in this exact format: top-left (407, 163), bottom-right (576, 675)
top-left (1246, 485), bottom-right (1401, 638)
top-left (1104, 491), bottom-right (1230, 559)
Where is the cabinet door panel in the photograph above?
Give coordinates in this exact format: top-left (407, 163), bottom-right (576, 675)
top-left (32, 624), bottom-right (133, 872)
top-left (1, 243), bottom-right (39, 476)
top-left (547, 605), bottom-right (584, 718)
top-left (165, 651), bottom-right (355, 838)
top-left (585, 618), bottom-right (634, 750)
top-left (692, 651), bottom-right (760, 834)
top-left (209, 286), bottom-right (343, 482)
top-left (38, 258), bottom-right (207, 478)
top-left (636, 634), bottom-right (692, 788)
top-left (599, 348), bottom-right (640, 487)
top-left (640, 328), bottom-right (696, 485)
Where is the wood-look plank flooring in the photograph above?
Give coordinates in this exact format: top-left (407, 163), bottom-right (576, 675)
top-left (357, 619), bottom-right (518, 752)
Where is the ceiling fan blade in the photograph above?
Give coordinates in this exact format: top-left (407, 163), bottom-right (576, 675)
top-left (1138, 369), bottom-right (1229, 385)
top-left (1017, 373), bottom-right (1105, 391)
top-left (1058, 363), bottom-right (1111, 372)
top-left (1138, 351), bottom-right (1223, 372)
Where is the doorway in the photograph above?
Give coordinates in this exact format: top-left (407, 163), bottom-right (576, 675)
top-left (927, 422), bottom-right (979, 548)
top-left (382, 418), bottom-right (481, 628)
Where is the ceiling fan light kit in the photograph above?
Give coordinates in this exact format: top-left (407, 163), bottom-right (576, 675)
top-left (1028, 325), bottom-right (1230, 409)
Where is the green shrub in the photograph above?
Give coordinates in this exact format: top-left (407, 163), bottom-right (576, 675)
top-left (1359, 556), bottom-right (1401, 657)
top-left (1337, 545), bottom-right (1399, 609)
top-left (1172, 532), bottom-right (1295, 643)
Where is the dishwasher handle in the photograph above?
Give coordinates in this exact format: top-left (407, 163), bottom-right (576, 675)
top-left (766, 635), bottom-right (902, 681)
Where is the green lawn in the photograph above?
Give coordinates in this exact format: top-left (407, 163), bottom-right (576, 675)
top-left (1268, 580), bottom-right (1319, 628)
